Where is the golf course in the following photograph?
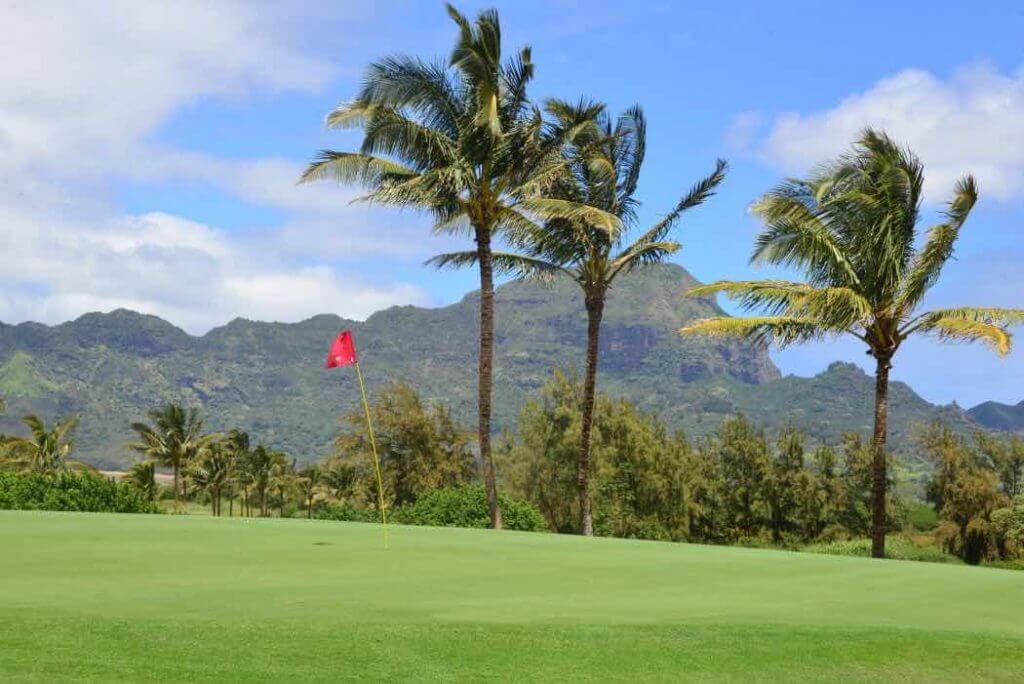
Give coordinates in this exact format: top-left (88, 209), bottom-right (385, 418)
top-left (1, 511), bottom-right (1022, 682)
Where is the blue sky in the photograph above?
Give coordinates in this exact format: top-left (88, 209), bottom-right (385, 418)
top-left (2, 1), bottom-right (1023, 407)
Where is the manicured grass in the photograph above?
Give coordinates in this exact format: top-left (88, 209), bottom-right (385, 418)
top-left (1, 511), bottom-right (1022, 682)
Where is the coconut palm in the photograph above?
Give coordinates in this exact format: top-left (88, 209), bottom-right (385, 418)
top-left (681, 129), bottom-right (1024, 558)
top-left (270, 454), bottom-right (296, 517)
top-left (126, 461), bottom-right (159, 502)
top-left (2, 414), bottom-right (83, 473)
top-left (298, 466), bottom-right (323, 519)
top-left (188, 443), bottom-right (233, 516)
top-left (247, 444), bottom-right (275, 517)
top-left (129, 404), bottom-right (213, 506)
top-left (433, 103), bottom-right (726, 534)
top-left (224, 429), bottom-right (251, 516)
top-left (300, 4), bottom-right (619, 530)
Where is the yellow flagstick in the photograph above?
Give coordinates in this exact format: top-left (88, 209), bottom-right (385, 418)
top-left (354, 359), bottom-right (389, 549)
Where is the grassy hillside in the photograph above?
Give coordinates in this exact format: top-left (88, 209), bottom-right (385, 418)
top-left (0, 264), bottom-right (980, 468)
top-left (1, 511), bottom-right (1022, 682)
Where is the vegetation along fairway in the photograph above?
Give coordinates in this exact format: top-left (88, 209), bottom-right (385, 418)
top-left (1, 511), bottom-right (1023, 682)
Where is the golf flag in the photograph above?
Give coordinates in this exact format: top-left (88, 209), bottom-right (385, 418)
top-left (325, 331), bottom-right (357, 368)
top-left (325, 330), bottom-right (388, 548)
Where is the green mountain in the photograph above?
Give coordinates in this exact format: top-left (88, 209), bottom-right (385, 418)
top-left (968, 400), bottom-right (1024, 432)
top-left (0, 264), bottom-right (980, 469)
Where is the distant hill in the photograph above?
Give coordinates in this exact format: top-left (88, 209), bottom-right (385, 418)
top-left (0, 264), bottom-right (983, 469)
top-left (968, 400), bottom-right (1024, 433)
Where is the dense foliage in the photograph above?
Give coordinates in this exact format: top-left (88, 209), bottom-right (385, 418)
top-left (500, 370), bottom-right (904, 545)
top-left (332, 382), bottom-right (477, 508)
top-left (919, 423), bottom-right (1024, 564)
top-left (0, 471), bottom-right (161, 514)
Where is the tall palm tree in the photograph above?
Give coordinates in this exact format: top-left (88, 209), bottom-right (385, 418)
top-left (129, 404), bottom-right (212, 506)
top-left (189, 443), bottom-right (232, 516)
top-left (2, 414), bottom-right (82, 473)
top-left (681, 129), bottom-right (1024, 558)
top-left (300, 4), bottom-right (618, 530)
top-left (433, 104), bottom-right (726, 535)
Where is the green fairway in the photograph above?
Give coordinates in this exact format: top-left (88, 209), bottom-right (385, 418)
top-left (1, 512), bottom-right (1022, 682)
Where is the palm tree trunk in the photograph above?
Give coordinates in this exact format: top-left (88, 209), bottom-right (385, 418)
top-left (173, 463), bottom-right (180, 505)
top-left (578, 295), bottom-right (605, 536)
top-left (871, 354), bottom-right (892, 559)
top-left (476, 228), bottom-right (503, 531)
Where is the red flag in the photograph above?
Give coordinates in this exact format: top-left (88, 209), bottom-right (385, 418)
top-left (325, 330), bottom-right (358, 368)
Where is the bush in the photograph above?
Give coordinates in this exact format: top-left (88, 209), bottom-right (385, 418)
top-left (394, 485), bottom-right (546, 532)
top-left (992, 496), bottom-right (1024, 559)
top-left (0, 471), bottom-right (162, 514)
top-left (318, 486), bottom-right (546, 532)
top-left (802, 536), bottom-right (961, 564)
top-left (315, 503), bottom-right (383, 524)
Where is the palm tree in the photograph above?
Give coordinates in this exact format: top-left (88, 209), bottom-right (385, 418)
top-left (2, 414), bottom-right (82, 473)
top-left (322, 459), bottom-right (358, 503)
top-left (433, 104), bottom-right (726, 535)
top-left (126, 461), bottom-right (159, 502)
top-left (129, 404), bottom-right (212, 507)
top-left (298, 466), bottom-right (323, 519)
top-left (225, 429), bottom-right (251, 516)
top-left (248, 444), bottom-right (274, 517)
top-left (681, 129), bottom-right (1024, 558)
top-left (300, 4), bottom-right (619, 530)
top-left (270, 455), bottom-right (295, 517)
top-left (188, 443), bottom-right (232, 516)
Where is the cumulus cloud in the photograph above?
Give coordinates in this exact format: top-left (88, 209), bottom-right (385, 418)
top-left (0, 0), bottom-right (435, 332)
top-left (742, 63), bottom-right (1024, 202)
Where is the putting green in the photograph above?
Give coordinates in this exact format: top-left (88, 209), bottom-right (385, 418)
top-left (1, 511), bottom-right (1022, 681)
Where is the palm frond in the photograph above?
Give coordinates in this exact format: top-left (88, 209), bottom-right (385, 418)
top-left (751, 192), bottom-right (861, 287)
top-left (517, 198), bottom-right (622, 233)
top-left (609, 240), bottom-right (680, 278)
top-left (299, 151), bottom-right (416, 186)
top-left (897, 176), bottom-right (978, 311)
top-left (633, 158), bottom-right (727, 246)
top-left (680, 316), bottom-right (832, 348)
top-left (917, 317), bottom-right (1013, 356)
top-left (427, 251), bottom-right (565, 280)
top-left (688, 280), bottom-right (815, 313)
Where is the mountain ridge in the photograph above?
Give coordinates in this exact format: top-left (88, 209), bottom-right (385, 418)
top-left (0, 264), bottom-right (985, 469)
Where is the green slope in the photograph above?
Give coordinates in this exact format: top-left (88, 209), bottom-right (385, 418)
top-left (0, 264), bottom-right (980, 468)
top-left (1, 511), bottom-right (1022, 682)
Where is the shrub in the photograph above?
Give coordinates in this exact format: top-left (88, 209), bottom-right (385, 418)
top-left (992, 496), bottom-right (1024, 559)
top-left (803, 536), bottom-right (960, 564)
top-left (0, 471), bottom-right (162, 514)
top-left (315, 503), bottom-right (382, 524)
top-left (393, 485), bottom-right (546, 531)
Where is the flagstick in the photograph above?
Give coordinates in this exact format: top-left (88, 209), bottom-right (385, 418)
top-left (354, 360), bottom-right (389, 549)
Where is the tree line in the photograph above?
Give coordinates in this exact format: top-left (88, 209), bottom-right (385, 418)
top-left (3, 377), bottom-right (1023, 565)
top-left (299, 3), bottom-right (1024, 561)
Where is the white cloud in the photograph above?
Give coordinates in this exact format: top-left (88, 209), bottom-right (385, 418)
top-left (744, 63), bottom-right (1024, 201)
top-left (0, 0), bottom-right (334, 176)
top-left (0, 205), bottom-right (429, 333)
top-left (0, 0), bottom-right (437, 332)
